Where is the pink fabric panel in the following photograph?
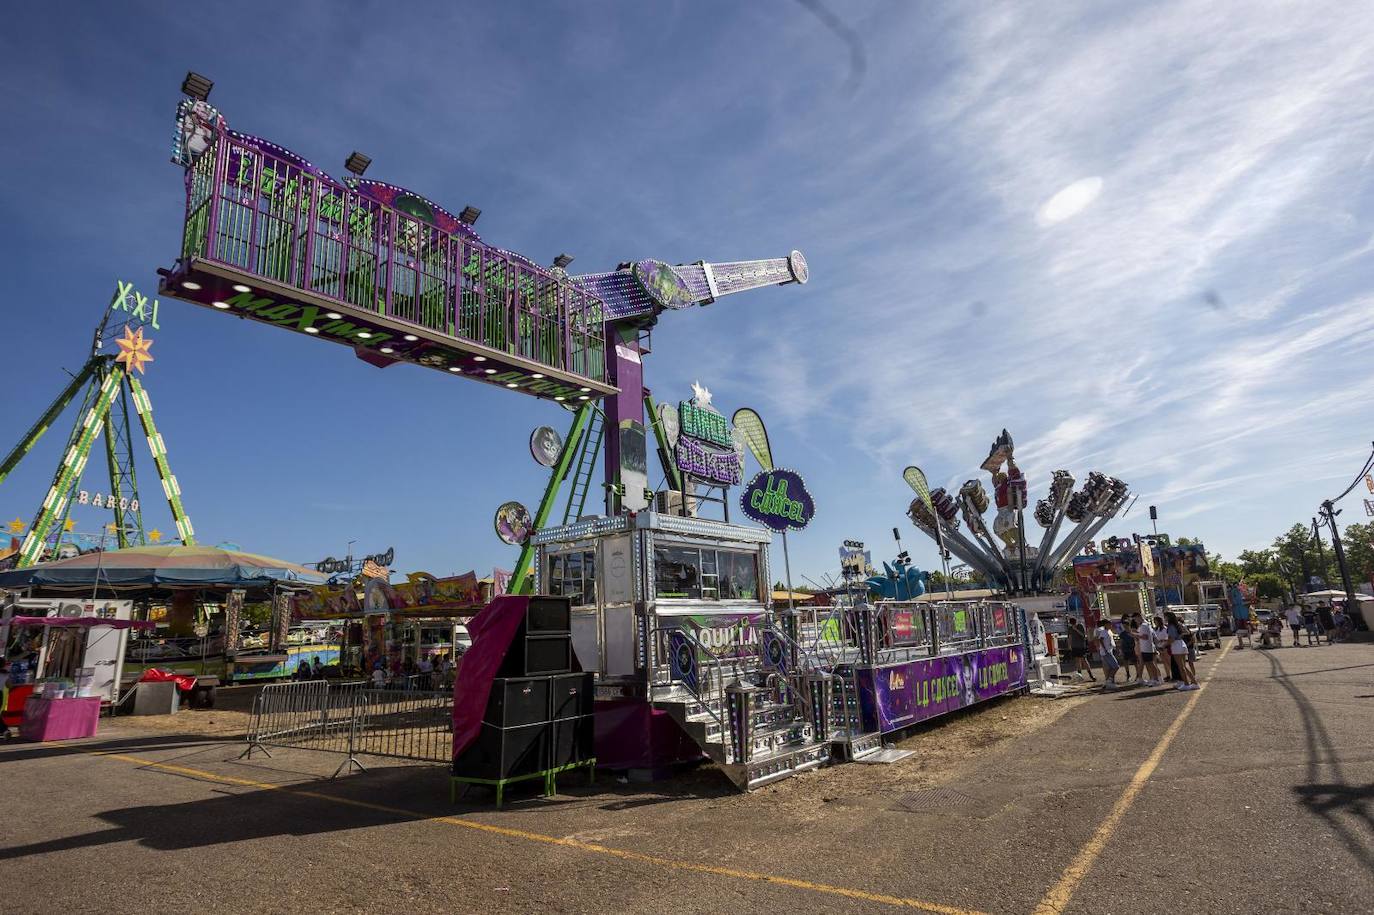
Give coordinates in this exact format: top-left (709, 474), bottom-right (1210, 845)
top-left (450, 596), bottom-right (530, 758)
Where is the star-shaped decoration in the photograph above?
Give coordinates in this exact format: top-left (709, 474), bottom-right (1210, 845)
top-left (690, 380), bottom-right (713, 408)
top-left (114, 326), bottom-right (155, 375)
top-left (148, 528), bottom-right (163, 543)
top-left (63, 519), bottom-right (75, 532)
top-left (7, 517), bottom-right (25, 534)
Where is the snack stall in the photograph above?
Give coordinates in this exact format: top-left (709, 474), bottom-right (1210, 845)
top-left (2, 597), bottom-right (152, 740)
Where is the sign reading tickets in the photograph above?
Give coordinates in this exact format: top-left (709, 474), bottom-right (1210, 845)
top-left (740, 469), bottom-right (815, 532)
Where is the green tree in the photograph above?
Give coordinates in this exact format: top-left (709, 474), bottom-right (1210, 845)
top-left (1272, 522), bottom-right (1335, 590)
top-left (1247, 571), bottom-right (1288, 603)
top-left (1337, 520), bottom-right (1374, 590)
top-left (1237, 549), bottom-right (1275, 576)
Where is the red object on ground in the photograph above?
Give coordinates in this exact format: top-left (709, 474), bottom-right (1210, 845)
top-left (19, 696), bottom-right (101, 741)
top-left (2, 683), bottom-right (36, 727)
top-left (138, 668), bottom-right (198, 692)
top-left (450, 595), bottom-right (532, 758)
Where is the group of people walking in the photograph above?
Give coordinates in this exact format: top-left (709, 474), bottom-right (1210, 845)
top-left (1063, 611), bottom-right (1200, 692)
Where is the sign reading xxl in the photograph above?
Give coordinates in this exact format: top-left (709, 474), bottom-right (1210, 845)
top-left (740, 469), bottom-right (815, 532)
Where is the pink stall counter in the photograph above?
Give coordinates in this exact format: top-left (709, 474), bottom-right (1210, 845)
top-left (19, 695), bottom-right (101, 741)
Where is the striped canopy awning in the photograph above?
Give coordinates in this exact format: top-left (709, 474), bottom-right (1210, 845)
top-left (0, 544), bottom-right (325, 592)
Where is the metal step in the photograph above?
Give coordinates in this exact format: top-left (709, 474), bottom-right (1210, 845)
top-left (732, 742), bottom-right (831, 789)
top-left (832, 730), bottom-right (884, 761)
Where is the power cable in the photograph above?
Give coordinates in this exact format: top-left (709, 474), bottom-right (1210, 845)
top-left (1324, 441), bottom-right (1374, 505)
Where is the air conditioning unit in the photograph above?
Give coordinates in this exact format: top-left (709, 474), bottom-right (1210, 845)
top-left (654, 490), bottom-right (698, 517)
top-left (2, 597), bottom-right (88, 618)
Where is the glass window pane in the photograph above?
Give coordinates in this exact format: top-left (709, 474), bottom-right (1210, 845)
top-left (582, 549), bottom-right (597, 606)
top-left (654, 546), bottom-right (701, 599)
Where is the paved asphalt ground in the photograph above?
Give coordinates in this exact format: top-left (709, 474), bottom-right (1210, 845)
top-left (2, 638), bottom-right (1371, 915)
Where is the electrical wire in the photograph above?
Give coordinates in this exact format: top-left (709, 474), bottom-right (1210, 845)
top-left (1325, 442), bottom-right (1374, 506)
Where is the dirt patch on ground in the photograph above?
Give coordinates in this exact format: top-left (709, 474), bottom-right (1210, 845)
top-left (753, 692), bottom-right (1091, 810)
top-left (110, 707), bottom-right (251, 738)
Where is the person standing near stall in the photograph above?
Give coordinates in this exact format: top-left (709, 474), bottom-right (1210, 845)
top-left (0, 660), bottom-right (11, 738)
top-left (1117, 615), bottom-right (1138, 683)
top-left (1092, 618), bottom-right (1120, 691)
top-left (1285, 605), bottom-right (1304, 648)
top-left (1137, 614), bottom-right (1161, 686)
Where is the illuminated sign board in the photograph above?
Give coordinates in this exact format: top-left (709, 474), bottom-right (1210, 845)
top-left (740, 469), bottom-right (815, 533)
top-left (671, 384), bottom-right (742, 487)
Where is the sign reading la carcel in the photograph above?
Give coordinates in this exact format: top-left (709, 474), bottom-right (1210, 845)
top-left (741, 469), bottom-right (815, 532)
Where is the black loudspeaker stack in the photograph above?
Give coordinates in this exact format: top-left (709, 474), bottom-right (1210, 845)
top-left (454, 597), bottom-right (595, 782)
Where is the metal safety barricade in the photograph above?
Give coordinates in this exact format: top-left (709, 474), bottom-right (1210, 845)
top-left (242, 679), bottom-right (451, 777)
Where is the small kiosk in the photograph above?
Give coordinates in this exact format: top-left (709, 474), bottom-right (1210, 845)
top-left (2, 596), bottom-right (150, 740)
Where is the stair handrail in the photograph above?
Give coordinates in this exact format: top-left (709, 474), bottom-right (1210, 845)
top-left (802, 603), bottom-right (852, 667)
top-left (649, 624), bottom-right (732, 746)
top-left (763, 621), bottom-right (857, 736)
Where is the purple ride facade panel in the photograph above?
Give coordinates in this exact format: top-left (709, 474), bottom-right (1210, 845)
top-left (854, 644), bottom-right (1027, 734)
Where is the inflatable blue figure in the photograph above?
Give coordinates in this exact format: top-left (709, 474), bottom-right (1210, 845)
top-left (866, 561), bottom-right (928, 601)
top-left (1228, 582), bottom-right (1250, 626)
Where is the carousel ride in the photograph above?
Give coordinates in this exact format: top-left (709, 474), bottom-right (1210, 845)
top-left (905, 429), bottom-right (1131, 595)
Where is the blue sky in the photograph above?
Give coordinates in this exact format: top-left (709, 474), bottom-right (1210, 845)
top-left (2, 1), bottom-right (1372, 584)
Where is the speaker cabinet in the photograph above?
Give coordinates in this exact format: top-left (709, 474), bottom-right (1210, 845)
top-left (525, 635), bottom-right (572, 675)
top-left (501, 634), bottom-right (572, 677)
top-left (485, 677), bottom-right (551, 728)
top-left (549, 672), bottom-right (594, 720)
top-left (549, 715), bottom-right (594, 769)
top-left (526, 596), bottom-right (571, 634)
top-left (453, 721), bottom-right (548, 780)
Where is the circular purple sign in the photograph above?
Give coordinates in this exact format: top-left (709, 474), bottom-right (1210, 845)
top-left (494, 501), bottom-right (533, 545)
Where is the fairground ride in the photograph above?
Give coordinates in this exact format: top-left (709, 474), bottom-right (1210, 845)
top-left (160, 75), bottom-right (808, 594)
top-left (0, 281), bottom-right (194, 567)
top-left (903, 429), bottom-right (1131, 595)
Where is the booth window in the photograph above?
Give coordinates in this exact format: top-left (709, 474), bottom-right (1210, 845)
top-left (546, 549), bottom-right (597, 607)
top-left (654, 545), bottom-right (758, 601)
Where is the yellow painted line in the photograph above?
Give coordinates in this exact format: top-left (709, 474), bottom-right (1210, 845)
top-left (1032, 642), bottom-right (1234, 915)
top-left (77, 747), bottom-right (984, 915)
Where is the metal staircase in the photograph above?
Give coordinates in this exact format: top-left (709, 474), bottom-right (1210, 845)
top-left (650, 620), bottom-right (857, 790)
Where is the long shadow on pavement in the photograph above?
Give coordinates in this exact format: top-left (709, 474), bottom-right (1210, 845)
top-left (0, 733), bottom-right (228, 765)
top-left (0, 751), bottom-right (737, 862)
top-left (1263, 650), bottom-right (1374, 871)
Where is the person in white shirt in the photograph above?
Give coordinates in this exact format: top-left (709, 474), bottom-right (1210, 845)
top-left (1136, 615), bottom-right (1161, 686)
top-left (1093, 619), bottom-right (1120, 690)
top-left (1284, 605), bottom-right (1304, 647)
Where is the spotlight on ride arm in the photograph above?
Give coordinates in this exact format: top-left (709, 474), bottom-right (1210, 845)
top-left (344, 151), bottom-right (372, 177)
top-left (552, 253), bottom-right (575, 269)
top-left (181, 71), bottom-right (214, 101)
top-left (458, 205), bottom-right (481, 225)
